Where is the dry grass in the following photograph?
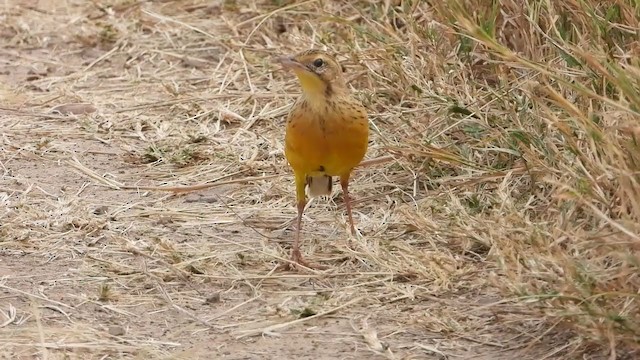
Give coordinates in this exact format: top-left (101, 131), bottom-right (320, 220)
top-left (1, 0), bottom-right (638, 359)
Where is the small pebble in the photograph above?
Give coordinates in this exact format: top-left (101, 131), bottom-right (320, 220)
top-left (205, 293), bottom-right (221, 304)
top-left (108, 325), bottom-right (125, 336)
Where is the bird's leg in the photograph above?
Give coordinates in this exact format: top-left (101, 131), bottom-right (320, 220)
top-left (340, 173), bottom-right (357, 243)
top-left (291, 199), bottom-right (306, 265)
top-left (288, 172), bottom-right (309, 267)
top-left (288, 199), bottom-right (327, 270)
top-left (284, 173), bottom-right (318, 270)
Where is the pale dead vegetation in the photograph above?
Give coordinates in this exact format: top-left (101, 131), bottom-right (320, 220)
top-left (1, 0), bottom-right (638, 359)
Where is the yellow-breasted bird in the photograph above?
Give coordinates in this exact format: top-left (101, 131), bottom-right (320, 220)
top-left (278, 49), bottom-right (369, 267)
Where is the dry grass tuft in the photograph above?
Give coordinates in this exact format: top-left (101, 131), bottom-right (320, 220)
top-left (1, 0), bottom-right (638, 358)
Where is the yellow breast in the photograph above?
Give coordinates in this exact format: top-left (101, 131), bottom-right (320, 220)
top-left (285, 97), bottom-right (368, 177)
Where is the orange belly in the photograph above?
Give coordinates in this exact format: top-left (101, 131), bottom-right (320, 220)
top-left (285, 103), bottom-right (368, 177)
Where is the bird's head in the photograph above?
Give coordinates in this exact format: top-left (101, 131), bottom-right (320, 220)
top-left (278, 49), bottom-right (347, 98)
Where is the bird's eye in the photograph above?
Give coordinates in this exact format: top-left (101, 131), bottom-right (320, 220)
top-left (313, 58), bottom-right (324, 67)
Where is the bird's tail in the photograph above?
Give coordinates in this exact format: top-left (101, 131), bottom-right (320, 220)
top-left (306, 175), bottom-right (332, 197)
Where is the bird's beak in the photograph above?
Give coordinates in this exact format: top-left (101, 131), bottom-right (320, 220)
top-left (278, 56), bottom-right (308, 72)
top-left (277, 55), bottom-right (325, 94)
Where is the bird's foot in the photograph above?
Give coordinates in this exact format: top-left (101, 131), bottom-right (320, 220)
top-left (345, 237), bottom-right (354, 251)
top-left (279, 248), bottom-right (328, 271)
top-left (345, 228), bottom-right (361, 250)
